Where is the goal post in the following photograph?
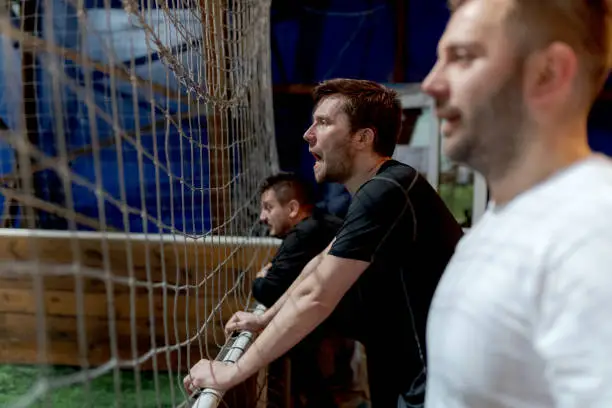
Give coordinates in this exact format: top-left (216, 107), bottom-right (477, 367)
top-left (0, 0), bottom-right (279, 405)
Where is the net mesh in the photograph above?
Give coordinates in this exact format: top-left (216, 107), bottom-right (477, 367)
top-left (0, 0), bottom-right (279, 406)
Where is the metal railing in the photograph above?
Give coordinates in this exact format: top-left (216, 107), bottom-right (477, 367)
top-left (192, 303), bottom-right (267, 408)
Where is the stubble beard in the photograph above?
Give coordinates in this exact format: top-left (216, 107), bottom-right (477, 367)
top-left (447, 71), bottom-right (529, 182)
top-left (319, 149), bottom-right (354, 185)
top-left (317, 135), bottom-right (355, 184)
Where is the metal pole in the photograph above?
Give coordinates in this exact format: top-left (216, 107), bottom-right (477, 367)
top-left (192, 303), bottom-right (267, 408)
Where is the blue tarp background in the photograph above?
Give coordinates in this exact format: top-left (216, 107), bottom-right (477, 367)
top-left (0, 0), bottom-right (610, 230)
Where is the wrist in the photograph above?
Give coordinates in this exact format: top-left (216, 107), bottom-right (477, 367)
top-left (224, 363), bottom-right (244, 388)
top-left (231, 356), bottom-right (256, 386)
top-left (258, 311), bottom-right (272, 327)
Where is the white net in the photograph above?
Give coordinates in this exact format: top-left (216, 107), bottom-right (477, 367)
top-left (0, 0), bottom-right (280, 406)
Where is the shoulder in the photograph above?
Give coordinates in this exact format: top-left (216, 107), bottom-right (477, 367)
top-left (545, 209), bottom-right (612, 274)
top-left (353, 160), bottom-right (420, 205)
top-left (290, 211), bottom-right (342, 242)
top-left (319, 211), bottom-right (344, 230)
top-left (365, 160), bottom-right (419, 190)
top-left (336, 161), bottom-right (423, 242)
top-left (514, 158), bottom-right (612, 254)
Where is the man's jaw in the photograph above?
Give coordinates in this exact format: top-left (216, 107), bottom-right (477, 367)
top-left (311, 150), bottom-right (325, 179)
top-left (441, 118), bottom-right (462, 138)
top-left (263, 222), bottom-right (275, 237)
top-left (313, 161), bottom-right (326, 183)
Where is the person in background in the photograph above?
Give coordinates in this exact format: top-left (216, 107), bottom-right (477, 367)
top-left (252, 172), bottom-right (342, 308)
top-left (251, 172), bottom-right (369, 408)
top-left (421, 0), bottom-right (612, 407)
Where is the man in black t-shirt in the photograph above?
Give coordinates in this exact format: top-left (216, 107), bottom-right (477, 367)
top-left (184, 79), bottom-right (463, 407)
top-left (252, 172), bottom-right (343, 309)
top-left (326, 159), bottom-right (463, 407)
top-left (252, 172), bottom-right (368, 407)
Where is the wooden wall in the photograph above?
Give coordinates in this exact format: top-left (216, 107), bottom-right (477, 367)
top-left (0, 230), bottom-right (279, 374)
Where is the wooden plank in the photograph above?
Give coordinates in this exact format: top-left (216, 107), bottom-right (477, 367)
top-left (0, 230), bottom-right (279, 280)
top-left (0, 337), bottom-right (221, 372)
top-left (0, 267), bottom-right (256, 294)
top-left (0, 313), bottom-right (198, 341)
top-left (0, 312), bottom-right (230, 359)
top-left (0, 230), bottom-right (279, 371)
top-left (0, 288), bottom-right (246, 320)
top-left (0, 295), bottom-right (243, 371)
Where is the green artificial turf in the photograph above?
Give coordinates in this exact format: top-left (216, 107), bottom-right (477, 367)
top-left (0, 364), bottom-right (185, 407)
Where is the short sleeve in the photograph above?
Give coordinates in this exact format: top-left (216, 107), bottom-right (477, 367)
top-left (534, 229), bottom-right (612, 408)
top-left (328, 175), bottom-right (415, 263)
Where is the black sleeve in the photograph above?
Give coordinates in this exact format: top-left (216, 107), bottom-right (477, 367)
top-left (328, 175), bottom-right (415, 263)
top-left (251, 231), bottom-right (322, 308)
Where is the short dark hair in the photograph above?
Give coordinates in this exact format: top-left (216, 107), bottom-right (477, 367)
top-left (312, 78), bottom-right (403, 157)
top-left (259, 172), bottom-right (316, 207)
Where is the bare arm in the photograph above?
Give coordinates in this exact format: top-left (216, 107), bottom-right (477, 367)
top-left (224, 241), bottom-right (331, 335)
top-left (231, 253), bottom-right (369, 385)
top-left (259, 241), bottom-right (330, 324)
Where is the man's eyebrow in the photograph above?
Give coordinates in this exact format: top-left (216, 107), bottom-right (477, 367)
top-left (313, 114), bottom-right (331, 121)
top-left (439, 41), bottom-right (485, 57)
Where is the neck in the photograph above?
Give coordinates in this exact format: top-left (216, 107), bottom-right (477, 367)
top-left (486, 121), bottom-right (592, 206)
top-left (282, 210), bottom-right (311, 237)
top-left (294, 210), bottom-right (311, 224)
top-left (344, 155), bottom-right (391, 195)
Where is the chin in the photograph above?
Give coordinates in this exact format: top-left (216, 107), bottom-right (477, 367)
top-left (442, 134), bottom-right (468, 162)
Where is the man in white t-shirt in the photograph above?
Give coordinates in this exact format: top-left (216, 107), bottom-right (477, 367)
top-left (421, 0), bottom-right (612, 407)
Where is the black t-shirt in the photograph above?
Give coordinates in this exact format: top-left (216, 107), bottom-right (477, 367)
top-left (328, 160), bottom-right (464, 406)
top-left (252, 209), bottom-right (344, 308)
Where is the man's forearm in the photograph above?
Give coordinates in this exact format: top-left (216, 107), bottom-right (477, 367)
top-left (230, 254), bottom-right (369, 389)
top-left (260, 251), bottom-right (324, 323)
top-left (235, 277), bottom-right (333, 383)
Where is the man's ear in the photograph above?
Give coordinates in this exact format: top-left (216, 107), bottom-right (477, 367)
top-left (355, 128), bottom-right (376, 150)
top-left (288, 199), bottom-right (300, 218)
top-left (524, 41), bottom-right (578, 108)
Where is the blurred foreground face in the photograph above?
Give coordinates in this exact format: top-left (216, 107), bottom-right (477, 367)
top-left (303, 96), bottom-right (356, 184)
top-left (422, 0), bottom-right (529, 176)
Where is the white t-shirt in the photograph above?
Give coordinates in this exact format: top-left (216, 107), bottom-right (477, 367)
top-left (425, 154), bottom-right (612, 408)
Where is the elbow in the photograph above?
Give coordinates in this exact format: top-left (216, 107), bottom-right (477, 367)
top-left (294, 285), bottom-right (335, 318)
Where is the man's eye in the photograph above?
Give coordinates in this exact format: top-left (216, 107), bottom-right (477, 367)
top-left (450, 51), bottom-right (473, 63)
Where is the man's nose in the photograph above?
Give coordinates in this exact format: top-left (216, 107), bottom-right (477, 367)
top-left (421, 61), bottom-right (448, 101)
top-left (303, 124), bottom-right (316, 145)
